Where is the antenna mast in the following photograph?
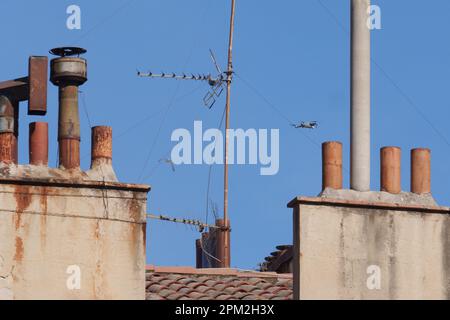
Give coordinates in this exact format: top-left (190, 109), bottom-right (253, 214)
top-left (220, 0), bottom-right (236, 268)
top-left (137, 0), bottom-right (237, 269)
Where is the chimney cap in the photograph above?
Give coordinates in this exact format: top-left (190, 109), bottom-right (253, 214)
top-left (50, 47), bottom-right (87, 58)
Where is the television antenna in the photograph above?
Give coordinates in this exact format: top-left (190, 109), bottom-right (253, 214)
top-left (138, 0), bottom-right (236, 268)
top-left (137, 49), bottom-right (227, 109)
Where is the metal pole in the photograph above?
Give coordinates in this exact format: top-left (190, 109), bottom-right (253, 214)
top-left (221, 0), bottom-right (236, 268)
top-left (350, 0), bottom-right (371, 191)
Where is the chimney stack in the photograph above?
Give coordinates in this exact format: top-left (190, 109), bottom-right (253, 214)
top-left (50, 47), bottom-right (87, 170)
top-left (380, 147), bottom-right (401, 194)
top-left (0, 96), bottom-right (16, 164)
top-left (322, 141), bottom-right (343, 190)
top-left (350, 0), bottom-right (371, 191)
top-left (91, 126), bottom-right (113, 168)
top-left (0, 56), bottom-right (47, 165)
top-left (29, 122), bottom-right (49, 166)
top-left (411, 148), bottom-right (431, 194)
top-left (195, 239), bottom-right (203, 269)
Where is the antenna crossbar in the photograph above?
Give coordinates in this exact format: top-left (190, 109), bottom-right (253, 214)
top-left (147, 213), bottom-right (229, 232)
top-left (137, 71), bottom-right (223, 84)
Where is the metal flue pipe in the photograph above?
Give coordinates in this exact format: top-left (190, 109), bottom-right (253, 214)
top-left (29, 122), bottom-right (48, 166)
top-left (50, 48), bottom-right (87, 170)
top-left (0, 95), bottom-right (16, 164)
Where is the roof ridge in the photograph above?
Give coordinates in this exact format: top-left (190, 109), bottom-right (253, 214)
top-left (146, 265), bottom-right (293, 279)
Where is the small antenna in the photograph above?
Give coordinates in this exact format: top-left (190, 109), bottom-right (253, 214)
top-left (209, 49), bottom-right (222, 74)
top-left (159, 158), bottom-right (176, 172)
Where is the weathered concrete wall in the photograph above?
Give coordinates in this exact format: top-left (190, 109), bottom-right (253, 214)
top-left (289, 197), bottom-right (450, 300)
top-left (0, 178), bottom-right (149, 300)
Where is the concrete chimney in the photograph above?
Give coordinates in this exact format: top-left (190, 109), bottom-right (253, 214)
top-left (350, 0), bottom-right (371, 191)
top-left (50, 47), bottom-right (87, 170)
top-left (322, 141), bottom-right (343, 190)
top-left (380, 147), bottom-right (401, 194)
top-left (29, 122), bottom-right (48, 166)
top-left (411, 148), bottom-right (431, 194)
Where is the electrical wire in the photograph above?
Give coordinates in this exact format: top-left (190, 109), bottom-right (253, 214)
top-left (79, 90), bottom-right (93, 129)
top-left (137, 81), bottom-right (182, 182)
top-left (79, 91), bottom-right (110, 217)
top-left (205, 105), bottom-right (227, 226)
top-left (200, 236), bottom-right (221, 264)
top-left (73, 0), bottom-right (137, 45)
top-left (234, 72), bottom-right (321, 149)
top-left (137, 0), bottom-right (213, 182)
top-left (235, 72), bottom-right (351, 175)
top-left (114, 84), bottom-right (203, 140)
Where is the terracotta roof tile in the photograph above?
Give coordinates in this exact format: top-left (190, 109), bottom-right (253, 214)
top-left (256, 282), bottom-right (274, 290)
top-left (166, 292), bottom-right (187, 300)
top-left (146, 266), bottom-right (293, 300)
top-left (247, 278), bottom-right (264, 285)
top-left (204, 279), bottom-right (217, 287)
top-left (178, 287), bottom-right (194, 295)
top-left (214, 283), bottom-right (227, 291)
top-left (168, 283), bottom-right (184, 291)
top-left (196, 285), bottom-right (213, 293)
top-left (157, 289), bottom-right (172, 298)
top-left (148, 284), bottom-right (164, 293)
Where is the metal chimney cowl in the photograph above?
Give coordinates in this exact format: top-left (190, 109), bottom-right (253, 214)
top-left (50, 47), bottom-right (87, 170)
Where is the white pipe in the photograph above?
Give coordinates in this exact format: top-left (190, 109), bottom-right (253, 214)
top-left (351, 0), bottom-right (371, 191)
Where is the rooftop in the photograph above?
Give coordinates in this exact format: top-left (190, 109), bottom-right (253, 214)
top-left (146, 266), bottom-right (293, 300)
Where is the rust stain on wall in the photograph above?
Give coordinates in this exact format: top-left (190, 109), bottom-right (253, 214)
top-left (128, 193), bottom-right (141, 222)
top-left (127, 223), bottom-right (141, 260)
top-left (142, 223), bottom-right (147, 247)
top-left (94, 220), bottom-right (101, 240)
top-left (13, 185), bottom-right (32, 230)
top-left (14, 186), bottom-right (32, 213)
top-left (40, 188), bottom-right (48, 250)
top-left (14, 237), bottom-right (24, 262)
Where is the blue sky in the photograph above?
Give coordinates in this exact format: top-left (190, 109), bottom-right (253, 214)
top-left (2, 0), bottom-right (450, 269)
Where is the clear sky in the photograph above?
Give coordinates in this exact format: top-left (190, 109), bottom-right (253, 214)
top-left (2, 0), bottom-right (450, 270)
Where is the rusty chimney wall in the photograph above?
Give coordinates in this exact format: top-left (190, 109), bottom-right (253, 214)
top-left (91, 126), bottom-right (113, 168)
top-left (29, 122), bottom-right (48, 166)
top-left (0, 96), bottom-right (17, 164)
top-left (50, 55), bottom-right (87, 170)
top-left (380, 147), bottom-right (401, 194)
top-left (411, 148), bottom-right (431, 194)
top-left (322, 141), bottom-right (343, 190)
top-left (196, 239), bottom-right (203, 269)
top-left (350, 0), bottom-right (371, 192)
